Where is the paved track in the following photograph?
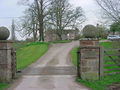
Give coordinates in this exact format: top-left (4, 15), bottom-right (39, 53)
top-left (8, 41), bottom-right (89, 90)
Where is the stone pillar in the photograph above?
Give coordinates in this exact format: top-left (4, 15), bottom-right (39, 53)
top-left (0, 40), bottom-right (13, 82)
top-left (79, 40), bottom-right (103, 80)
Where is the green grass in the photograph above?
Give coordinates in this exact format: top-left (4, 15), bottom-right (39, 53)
top-left (0, 83), bottom-right (9, 90)
top-left (50, 40), bottom-right (72, 43)
top-left (16, 42), bottom-right (48, 70)
top-left (13, 41), bottom-right (29, 49)
top-left (70, 47), bottom-right (79, 66)
top-left (77, 74), bottom-right (120, 90)
top-left (70, 42), bottom-right (120, 90)
top-left (99, 42), bottom-right (113, 48)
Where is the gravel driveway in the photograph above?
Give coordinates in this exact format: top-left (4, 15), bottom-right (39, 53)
top-left (8, 41), bottom-right (89, 90)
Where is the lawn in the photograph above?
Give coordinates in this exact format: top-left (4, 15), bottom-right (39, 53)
top-left (70, 41), bottom-right (120, 90)
top-left (16, 42), bottom-right (49, 70)
top-left (0, 42), bottom-right (49, 90)
top-left (0, 83), bottom-right (9, 90)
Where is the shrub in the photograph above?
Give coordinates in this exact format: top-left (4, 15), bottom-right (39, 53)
top-left (82, 25), bottom-right (97, 38)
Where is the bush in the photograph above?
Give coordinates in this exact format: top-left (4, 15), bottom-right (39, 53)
top-left (82, 25), bottom-right (97, 38)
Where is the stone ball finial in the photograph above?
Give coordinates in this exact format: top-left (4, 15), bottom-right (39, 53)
top-left (0, 27), bottom-right (10, 40)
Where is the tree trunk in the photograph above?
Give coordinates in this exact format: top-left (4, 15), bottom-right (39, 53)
top-left (35, 0), bottom-right (42, 41)
top-left (40, 0), bottom-right (44, 41)
top-left (33, 23), bottom-right (37, 42)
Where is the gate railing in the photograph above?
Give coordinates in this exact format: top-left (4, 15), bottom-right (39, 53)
top-left (104, 48), bottom-right (120, 75)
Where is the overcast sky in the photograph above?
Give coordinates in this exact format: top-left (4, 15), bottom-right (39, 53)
top-left (70, 0), bottom-right (100, 26)
top-left (0, 0), bottom-right (101, 39)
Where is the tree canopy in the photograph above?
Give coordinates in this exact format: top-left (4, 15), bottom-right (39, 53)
top-left (110, 22), bottom-right (120, 34)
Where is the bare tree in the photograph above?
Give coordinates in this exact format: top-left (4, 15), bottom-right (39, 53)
top-left (18, 0), bottom-right (85, 41)
top-left (17, 0), bottom-right (38, 41)
top-left (17, 6), bottom-right (38, 41)
top-left (48, 0), bottom-right (86, 39)
top-left (17, 0), bottom-right (51, 41)
top-left (34, 0), bottom-right (52, 41)
top-left (95, 0), bottom-right (120, 22)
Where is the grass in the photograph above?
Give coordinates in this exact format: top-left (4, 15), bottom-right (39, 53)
top-left (77, 74), bottom-right (120, 90)
top-left (16, 42), bottom-right (49, 70)
top-left (70, 47), bottom-right (79, 66)
top-left (70, 41), bottom-right (120, 90)
top-left (13, 41), bottom-right (29, 49)
top-left (49, 40), bottom-right (72, 43)
top-left (0, 83), bottom-right (9, 90)
top-left (0, 42), bottom-right (49, 90)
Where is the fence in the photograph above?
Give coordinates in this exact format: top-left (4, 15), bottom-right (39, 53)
top-left (77, 47), bottom-right (120, 78)
top-left (104, 48), bottom-right (120, 75)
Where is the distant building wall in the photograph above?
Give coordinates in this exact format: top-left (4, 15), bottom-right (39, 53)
top-left (45, 29), bottom-right (79, 42)
top-left (44, 30), bottom-right (60, 42)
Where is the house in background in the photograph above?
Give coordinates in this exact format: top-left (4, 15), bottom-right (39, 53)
top-left (44, 29), bottom-right (80, 42)
top-left (44, 30), bottom-right (60, 42)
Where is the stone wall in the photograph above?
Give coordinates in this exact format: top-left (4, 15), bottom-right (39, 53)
top-left (0, 40), bottom-right (16, 82)
top-left (79, 40), bottom-right (103, 80)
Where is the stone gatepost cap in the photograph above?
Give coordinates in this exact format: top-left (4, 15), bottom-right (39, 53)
top-left (0, 26), bottom-right (10, 40)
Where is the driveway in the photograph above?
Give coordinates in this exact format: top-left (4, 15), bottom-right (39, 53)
top-left (8, 41), bottom-right (89, 90)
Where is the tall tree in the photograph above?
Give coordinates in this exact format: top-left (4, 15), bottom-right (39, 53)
top-left (48, 0), bottom-right (86, 39)
top-left (18, 0), bottom-right (85, 41)
top-left (95, 0), bottom-right (120, 22)
top-left (34, 0), bottom-right (51, 41)
top-left (18, 0), bottom-right (50, 41)
top-left (35, 0), bottom-right (43, 41)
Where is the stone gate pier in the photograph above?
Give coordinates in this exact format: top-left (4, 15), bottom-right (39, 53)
top-left (0, 27), bottom-right (16, 82)
top-left (78, 39), bottom-right (103, 80)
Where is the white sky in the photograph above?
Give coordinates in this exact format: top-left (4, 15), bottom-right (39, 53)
top-left (0, 0), bottom-right (101, 39)
top-left (0, 0), bottom-right (26, 27)
top-left (70, 0), bottom-right (101, 27)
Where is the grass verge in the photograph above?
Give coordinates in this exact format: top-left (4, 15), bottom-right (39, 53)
top-left (0, 83), bottom-right (9, 90)
top-left (70, 47), bottom-right (79, 66)
top-left (16, 42), bottom-right (49, 70)
top-left (70, 42), bottom-right (120, 90)
top-left (77, 74), bottom-right (120, 90)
